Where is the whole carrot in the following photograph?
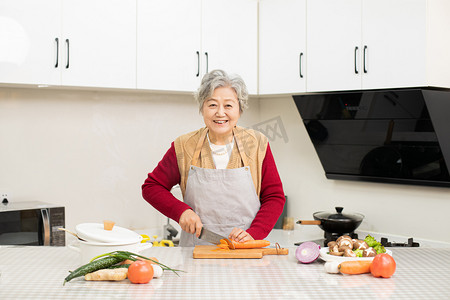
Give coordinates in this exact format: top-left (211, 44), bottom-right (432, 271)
top-left (231, 240), bottom-right (271, 249)
top-left (339, 260), bottom-right (372, 275)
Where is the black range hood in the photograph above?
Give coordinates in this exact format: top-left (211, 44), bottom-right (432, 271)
top-left (293, 88), bottom-right (450, 188)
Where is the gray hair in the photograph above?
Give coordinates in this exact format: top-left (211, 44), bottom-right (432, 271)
top-left (194, 69), bottom-right (249, 113)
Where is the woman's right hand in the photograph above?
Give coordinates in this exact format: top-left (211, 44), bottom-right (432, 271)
top-left (179, 209), bottom-right (203, 237)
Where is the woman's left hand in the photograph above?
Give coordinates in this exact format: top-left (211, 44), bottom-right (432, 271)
top-left (228, 228), bottom-right (254, 243)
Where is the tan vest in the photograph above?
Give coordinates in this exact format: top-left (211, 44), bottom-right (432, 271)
top-left (174, 126), bottom-right (268, 198)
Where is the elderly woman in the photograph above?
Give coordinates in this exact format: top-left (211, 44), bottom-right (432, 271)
top-left (142, 70), bottom-right (285, 246)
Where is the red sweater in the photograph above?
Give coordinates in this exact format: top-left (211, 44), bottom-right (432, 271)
top-left (142, 142), bottom-right (285, 240)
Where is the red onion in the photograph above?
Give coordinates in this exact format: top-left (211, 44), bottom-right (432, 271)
top-left (296, 242), bottom-right (321, 263)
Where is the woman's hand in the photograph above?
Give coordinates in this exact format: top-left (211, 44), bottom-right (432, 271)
top-left (179, 209), bottom-right (203, 237)
top-left (229, 228), bottom-right (254, 243)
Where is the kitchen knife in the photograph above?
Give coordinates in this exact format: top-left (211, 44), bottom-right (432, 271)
top-left (198, 227), bottom-right (235, 250)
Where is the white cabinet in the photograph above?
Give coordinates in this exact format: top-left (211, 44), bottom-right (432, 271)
top-left (259, 0), bottom-right (306, 95)
top-left (137, 0), bottom-right (202, 92)
top-left (0, 0), bottom-right (136, 89)
top-left (202, 0), bottom-right (258, 94)
top-left (61, 0), bottom-right (136, 89)
top-left (306, 0), bottom-right (428, 92)
top-left (0, 0), bottom-right (61, 86)
top-left (137, 0), bottom-right (257, 94)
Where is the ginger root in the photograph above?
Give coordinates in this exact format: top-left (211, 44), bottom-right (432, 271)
top-left (85, 268), bottom-right (128, 281)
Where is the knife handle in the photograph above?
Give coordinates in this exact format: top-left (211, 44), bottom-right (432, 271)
top-left (261, 248), bottom-right (289, 256)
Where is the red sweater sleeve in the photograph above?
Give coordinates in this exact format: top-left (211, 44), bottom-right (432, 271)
top-left (141, 142), bottom-right (192, 222)
top-left (246, 143), bottom-right (286, 240)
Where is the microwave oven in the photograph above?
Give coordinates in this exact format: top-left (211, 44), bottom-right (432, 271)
top-left (0, 201), bottom-right (65, 246)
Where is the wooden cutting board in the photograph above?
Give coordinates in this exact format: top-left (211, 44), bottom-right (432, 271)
top-left (193, 245), bottom-right (289, 259)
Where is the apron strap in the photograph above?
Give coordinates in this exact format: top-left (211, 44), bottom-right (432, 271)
top-left (191, 129), bottom-right (208, 167)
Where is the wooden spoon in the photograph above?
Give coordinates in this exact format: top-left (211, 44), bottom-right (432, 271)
top-left (58, 227), bottom-right (86, 241)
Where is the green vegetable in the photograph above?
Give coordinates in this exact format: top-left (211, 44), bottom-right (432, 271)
top-left (364, 235), bottom-right (386, 254)
top-left (353, 249), bottom-right (363, 257)
top-left (63, 256), bottom-right (124, 285)
top-left (64, 250), bottom-right (185, 285)
top-left (108, 264), bottom-right (130, 269)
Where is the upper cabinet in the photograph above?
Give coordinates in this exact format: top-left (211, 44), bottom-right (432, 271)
top-left (306, 0), bottom-right (428, 92)
top-left (259, 0), bottom-right (306, 95)
top-left (0, 0), bottom-right (136, 89)
top-left (61, 0), bottom-right (136, 89)
top-left (137, 0), bottom-right (258, 94)
top-left (0, 0), bottom-right (61, 86)
top-left (137, 0), bottom-right (202, 92)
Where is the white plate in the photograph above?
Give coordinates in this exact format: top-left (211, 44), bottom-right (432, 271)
top-left (319, 247), bottom-right (393, 262)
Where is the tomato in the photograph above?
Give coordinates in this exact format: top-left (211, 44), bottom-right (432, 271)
top-left (370, 253), bottom-right (396, 278)
top-left (128, 260), bottom-right (154, 284)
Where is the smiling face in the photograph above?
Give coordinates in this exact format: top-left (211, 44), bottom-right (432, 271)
top-left (201, 86), bottom-right (241, 145)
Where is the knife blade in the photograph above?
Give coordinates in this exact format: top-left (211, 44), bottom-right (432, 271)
top-left (198, 227), bottom-right (235, 250)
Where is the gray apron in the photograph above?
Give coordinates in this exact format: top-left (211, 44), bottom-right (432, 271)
top-left (179, 129), bottom-right (261, 247)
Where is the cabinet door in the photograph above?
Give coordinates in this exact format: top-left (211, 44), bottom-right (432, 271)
top-left (307, 0), bottom-right (362, 92)
top-left (202, 0), bottom-right (258, 94)
top-left (137, 0), bottom-right (201, 92)
top-left (0, 0), bottom-right (61, 85)
top-left (61, 0), bottom-right (136, 89)
top-left (259, 0), bottom-right (306, 95)
top-left (362, 0), bottom-right (427, 89)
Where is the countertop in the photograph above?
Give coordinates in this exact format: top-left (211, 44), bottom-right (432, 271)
top-left (1, 245), bottom-right (450, 299)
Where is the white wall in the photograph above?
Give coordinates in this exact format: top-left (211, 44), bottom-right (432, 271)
top-left (259, 95), bottom-right (450, 243)
top-left (2, 87), bottom-right (450, 243)
top-left (0, 87), bottom-right (260, 234)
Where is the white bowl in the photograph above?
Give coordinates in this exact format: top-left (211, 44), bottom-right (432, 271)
top-left (68, 239), bottom-right (152, 265)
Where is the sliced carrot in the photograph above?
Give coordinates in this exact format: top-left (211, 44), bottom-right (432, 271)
top-left (339, 260), bottom-right (372, 275)
top-left (232, 240), bottom-right (271, 249)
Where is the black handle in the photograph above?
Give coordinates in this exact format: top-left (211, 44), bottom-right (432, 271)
top-left (65, 39), bottom-right (70, 69)
top-left (204, 52), bottom-right (208, 74)
top-left (335, 207), bottom-right (344, 214)
top-left (354, 46), bottom-right (359, 74)
top-left (363, 45), bottom-right (367, 73)
top-left (55, 38), bottom-right (59, 68)
top-left (196, 51), bottom-right (200, 77)
top-left (299, 52), bottom-right (304, 78)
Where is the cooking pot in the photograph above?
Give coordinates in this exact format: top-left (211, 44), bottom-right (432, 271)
top-left (68, 223), bottom-right (152, 264)
top-left (69, 239), bottom-right (152, 264)
top-left (297, 207), bottom-right (364, 234)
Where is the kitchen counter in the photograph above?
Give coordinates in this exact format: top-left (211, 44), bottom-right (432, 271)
top-left (1, 246), bottom-right (449, 299)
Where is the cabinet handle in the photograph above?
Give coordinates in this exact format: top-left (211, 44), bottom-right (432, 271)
top-left (354, 46), bottom-right (359, 74)
top-left (65, 39), bottom-right (70, 69)
top-left (55, 38), bottom-right (59, 68)
top-left (204, 52), bottom-right (208, 74)
top-left (299, 52), bottom-right (304, 78)
top-left (196, 51), bottom-right (200, 77)
top-left (363, 45), bottom-right (368, 73)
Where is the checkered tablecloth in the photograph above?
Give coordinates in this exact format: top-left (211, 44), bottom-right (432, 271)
top-left (1, 246), bottom-right (449, 299)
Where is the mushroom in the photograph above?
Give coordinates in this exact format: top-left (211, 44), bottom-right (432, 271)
top-left (353, 240), bottom-right (369, 251)
top-left (336, 235), bottom-right (352, 243)
top-left (343, 248), bottom-right (357, 257)
top-left (329, 244), bottom-right (344, 256)
top-left (327, 241), bottom-right (337, 248)
top-left (337, 238), bottom-right (353, 249)
top-left (363, 247), bottom-right (377, 257)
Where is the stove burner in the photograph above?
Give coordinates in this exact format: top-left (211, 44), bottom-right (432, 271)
top-left (381, 237), bottom-right (420, 247)
top-left (323, 232), bottom-right (358, 247)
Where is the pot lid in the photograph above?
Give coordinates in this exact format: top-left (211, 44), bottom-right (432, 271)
top-left (314, 207), bottom-right (364, 222)
top-left (75, 223), bottom-right (142, 244)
